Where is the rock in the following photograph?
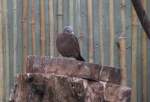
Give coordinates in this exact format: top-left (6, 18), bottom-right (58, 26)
top-left (9, 74), bottom-right (131, 102)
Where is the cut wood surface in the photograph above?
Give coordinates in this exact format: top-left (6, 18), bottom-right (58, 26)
top-left (26, 56), bottom-right (121, 84)
top-left (9, 74), bottom-right (131, 102)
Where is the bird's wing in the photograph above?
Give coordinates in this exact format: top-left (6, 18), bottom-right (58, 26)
top-left (56, 33), bottom-right (81, 57)
top-left (70, 34), bottom-right (80, 53)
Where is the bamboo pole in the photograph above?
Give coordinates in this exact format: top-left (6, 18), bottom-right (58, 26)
top-left (40, 0), bottom-right (46, 56)
top-left (87, 0), bottom-right (94, 63)
top-left (75, 0), bottom-right (82, 49)
top-left (131, 0), bottom-right (150, 39)
top-left (16, 0), bottom-right (23, 73)
top-left (98, 0), bottom-right (105, 77)
top-left (131, 6), bottom-right (138, 102)
top-left (119, 34), bottom-right (127, 85)
top-left (121, 0), bottom-right (126, 33)
top-left (28, 0), bottom-right (33, 55)
top-left (142, 0), bottom-right (148, 101)
top-left (44, 0), bottom-right (49, 56)
top-left (22, 0), bottom-right (29, 72)
top-left (63, 0), bottom-right (69, 27)
top-left (0, 0), bottom-right (3, 101)
top-left (69, 0), bottom-right (74, 27)
top-left (57, 0), bottom-right (63, 32)
top-left (8, 0), bottom-right (14, 90)
top-left (120, 0), bottom-right (127, 85)
top-left (49, 0), bottom-right (54, 57)
top-left (13, 0), bottom-right (17, 81)
top-left (53, 0), bottom-right (58, 56)
top-left (32, 0), bottom-right (35, 55)
top-left (2, 0), bottom-right (10, 101)
top-left (142, 28), bottom-right (148, 102)
top-left (56, 0), bottom-right (63, 56)
top-left (109, 0), bottom-right (115, 67)
top-left (99, 0), bottom-right (104, 66)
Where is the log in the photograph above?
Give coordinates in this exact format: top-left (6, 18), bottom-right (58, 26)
top-left (9, 73), bottom-right (131, 102)
top-left (131, 0), bottom-right (150, 39)
top-left (26, 56), bottom-right (121, 84)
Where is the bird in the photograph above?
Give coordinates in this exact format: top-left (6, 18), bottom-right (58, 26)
top-left (56, 26), bottom-right (85, 61)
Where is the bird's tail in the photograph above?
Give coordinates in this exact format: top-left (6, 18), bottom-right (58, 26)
top-left (76, 54), bottom-right (85, 61)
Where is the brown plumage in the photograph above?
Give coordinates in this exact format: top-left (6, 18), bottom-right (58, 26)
top-left (56, 26), bottom-right (84, 61)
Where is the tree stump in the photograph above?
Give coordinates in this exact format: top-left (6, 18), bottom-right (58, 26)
top-left (9, 56), bottom-right (131, 102)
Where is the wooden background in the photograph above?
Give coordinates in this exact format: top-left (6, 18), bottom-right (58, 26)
top-left (0, 0), bottom-right (150, 102)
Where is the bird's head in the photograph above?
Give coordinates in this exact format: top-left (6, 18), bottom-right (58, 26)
top-left (63, 26), bottom-right (74, 34)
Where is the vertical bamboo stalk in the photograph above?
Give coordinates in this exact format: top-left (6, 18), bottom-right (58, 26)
top-left (120, 0), bottom-right (127, 85)
top-left (53, 0), bottom-right (58, 56)
top-left (13, 0), bottom-right (17, 80)
top-left (99, 0), bottom-right (104, 66)
top-left (2, 0), bottom-right (10, 101)
top-left (121, 0), bottom-right (126, 33)
top-left (142, 0), bottom-right (148, 101)
top-left (16, 0), bottom-right (23, 73)
top-left (78, 0), bottom-right (83, 50)
top-left (119, 34), bottom-right (127, 85)
top-left (56, 0), bottom-right (63, 56)
top-left (8, 0), bottom-right (14, 90)
top-left (40, 0), bottom-right (46, 56)
top-left (63, 0), bottom-right (69, 27)
top-left (131, 6), bottom-right (138, 102)
top-left (49, 0), bottom-right (54, 56)
top-left (34, 0), bottom-right (40, 55)
top-left (69, 0), bottom-right (74, 27)
top-left (0, 0), bottom-right (3, 101)
top-left (22, 0), bottom-right (29, 72)
top-left (87, 0), bottom-right (94, 63)
top-left (28, 0), bottom-right (33, 55)
top-left (57, 0), bottom-right (63, 32)
top-left (75, 0), bottom-right (82, 47)
top-left (109, 0), bottom-right (115, 66)
top-left (148, 1), bottom-right (150, 101)
top-left (80, 0), bottom-right (88, 60)
top-left (32, 0), bottom-right (35, 55)
top-left (45, 0), bottom-right (50, 56)
top-left (142, 29), bottom-right (148, 102)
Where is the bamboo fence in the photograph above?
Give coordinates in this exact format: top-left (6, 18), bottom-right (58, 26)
top-left (0, 0), bottom-right (149, 102)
